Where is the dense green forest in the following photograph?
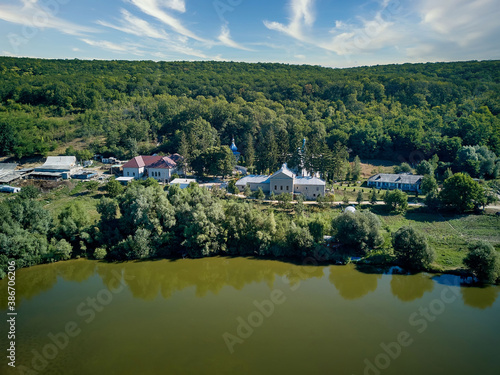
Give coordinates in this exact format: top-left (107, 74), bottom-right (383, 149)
top-left (1, 57), bottom-right (500, 179)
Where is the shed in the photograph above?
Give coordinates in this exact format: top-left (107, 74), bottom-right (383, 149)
top-left (170, 178), bottom-right (197, 189)
top-left (35, 156), bottom-right (77, 173)
top-left (115, 176), bottom-right (135, 185)
top-left (73, 171), bottom-right (98, 180)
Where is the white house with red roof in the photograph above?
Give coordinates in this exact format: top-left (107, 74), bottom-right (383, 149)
top-left (122, 154), bottom-right (182, 182)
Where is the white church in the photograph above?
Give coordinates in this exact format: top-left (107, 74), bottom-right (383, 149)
top-left (236, 163), bottom-right (326, 200)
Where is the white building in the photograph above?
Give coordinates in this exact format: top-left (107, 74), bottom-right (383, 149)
top-left (170, 178), bottom-right (197, 189)
top-left (122, 154), bottom-right (181, 182)
top-left (236, 163), bottom-right (326, 200)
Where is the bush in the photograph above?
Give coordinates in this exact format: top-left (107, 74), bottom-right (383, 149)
top-left (51, 238), bottom-right (73, 260)
top-left (106, 179), bottom-right (124, 197)
top-left (227, 180), bottom-right (238, 194)
top-left (332, 211), bottom-right (383, 253)
top-left (86, 181), bottom-right (99, 192)
top-left (392, 226), bottom-right (435, 271)
top-left (94, 247), bottom-right (107, 260)
top-left (384, 189), bottom-right (408, 213)
top-left (243, 184), bottom-right (252, 197)
top-left (19, 185), bottom-right (40, 199)
top-left (464, 241), bottom-right (500, 283)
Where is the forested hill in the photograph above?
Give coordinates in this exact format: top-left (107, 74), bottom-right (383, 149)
top-left (0, 57), bottom-right (499, 178)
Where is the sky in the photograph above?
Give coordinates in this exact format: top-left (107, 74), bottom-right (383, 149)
top-left (0, 0), bottom-right (499, 68)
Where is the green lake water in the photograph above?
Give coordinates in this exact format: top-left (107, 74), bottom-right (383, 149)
top-left (1, 258), bottom-right (499, 375)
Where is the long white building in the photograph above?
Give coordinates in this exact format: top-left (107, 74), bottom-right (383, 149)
top-left (236, 163), bottom-right (326, 200)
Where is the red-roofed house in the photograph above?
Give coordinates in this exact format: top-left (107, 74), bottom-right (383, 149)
top-left (122, 154), bottom-right (182, 182)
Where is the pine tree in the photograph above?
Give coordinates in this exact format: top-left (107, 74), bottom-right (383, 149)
top-left (356, 190), bottom-right (363, 205)
top-left (370, 188), bottom-right (378, 205)
top-left (244, 133), bottom-right (255, 168)
top-left (352, 155), bottom-right (362, 181)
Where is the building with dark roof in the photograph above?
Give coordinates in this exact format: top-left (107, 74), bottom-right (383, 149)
top-left (122, 154), bottom-right (182, 182)
top-left (367, 173), bottom-right (423, 192)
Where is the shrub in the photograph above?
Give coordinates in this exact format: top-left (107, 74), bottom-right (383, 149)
top-left (243, 184), bottom-right (252, 197)
top-left (106, 179), bottom-right (124, 197)
top-left (464, 241), bottom-right (500, 283)
top-left (332, 211), bottom-right (383, 253)
top-left (19, 185), bottom-right (40, 199)
top-left (384, 189), bottom-right (408, 213)
top-left (94, 247), bottom-right (107, 260)
top-left (392, 226), bottom-right (435, 271)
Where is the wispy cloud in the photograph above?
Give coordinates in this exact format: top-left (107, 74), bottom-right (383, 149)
top-left (264, 0), bottom-right (316, 41)
top-left (217, 24), bottom-right (253, 51)
top-left (418, 0), bottom-right (500, 47)
top-left (97, 9), bottom-right (169, 40)
top-left (127, 0), bottom-right (206, 42)
top-left (321, 8), bottom-right (402, 56)
top-left (80, 38), bottom-right (144, 55)
top-left (0, 0), bottom-right (96, 35)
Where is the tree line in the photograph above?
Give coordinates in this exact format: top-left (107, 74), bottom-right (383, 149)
top-left (0, 57), bottom-right (499, 182)
top-left (1, 180), bottom-right (498, 284)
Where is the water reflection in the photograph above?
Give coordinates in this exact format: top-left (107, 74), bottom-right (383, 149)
top-left (461, 285), bottom-right (500, 309)
top-left (390, 272), bottom-right (434, 302)
top-left (2, 259), bottom-right (500, 309)
top-left (328, 265), bottom-right (381, 300)
top-left (433, 274), bottom-right (500, 309)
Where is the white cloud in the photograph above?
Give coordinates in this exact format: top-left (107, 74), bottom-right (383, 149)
top-left (97, 9), bottom-right (169, 40)
top-left (217, 24), bottom-right (253, 51)
top-left (322, 12), bottom-right (401, 56)
top-left (80, 38), bottom-right (145, 55)
top-left (128, 0), bottom-right (206, 42)
top-left (264, 0), bottom-right (315, 41)
top-left (418, 0), bottom-right (500, 47)
top-left (0, 0), bottom-right (96, 35)
top-left (164, 0), bottom-right (186, 13)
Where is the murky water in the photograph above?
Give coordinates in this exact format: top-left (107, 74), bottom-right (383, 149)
top-left (1, 258), bottom-right (499, 375)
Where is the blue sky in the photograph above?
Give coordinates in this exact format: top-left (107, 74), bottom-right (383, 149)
top-left (0, 0), bottom-right (499, 67)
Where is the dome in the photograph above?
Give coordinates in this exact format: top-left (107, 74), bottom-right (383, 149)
top-left (230, 137), bottom-right (238, 152)
top-left (345, 206), bottom-right (356, 213)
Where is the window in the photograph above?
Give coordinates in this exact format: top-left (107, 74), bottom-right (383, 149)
top-left (127, 172), bottom-right (129, 176)
top-left (275, 185), bottom-right (277, 190)
top-left (286, 186), bottom-right (289, 191)
top-left (133, 172), bottom-right (135, 176)
top-left (316, 187), bottom-right (319, 191)
top-left (280, 186), bottom-right (283, 191)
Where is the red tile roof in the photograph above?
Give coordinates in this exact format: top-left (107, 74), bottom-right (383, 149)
top-left (149, 156), bottom-right (177, 169)
top-left (122, 155), bottom-right (178, 169)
